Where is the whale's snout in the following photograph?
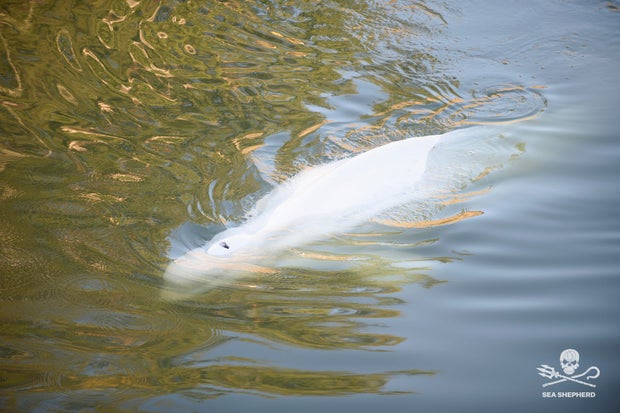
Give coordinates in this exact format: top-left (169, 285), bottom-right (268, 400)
top-left (163, 248), bottom-right (225, 286)
top-left (162, 242), bottom-right (272, 298)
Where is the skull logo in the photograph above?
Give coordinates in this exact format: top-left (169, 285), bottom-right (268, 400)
top-left (560, 348), bottom-right (580, 375)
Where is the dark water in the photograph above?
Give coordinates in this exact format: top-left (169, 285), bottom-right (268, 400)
top-left (1, 1), bottom-right (619, 412)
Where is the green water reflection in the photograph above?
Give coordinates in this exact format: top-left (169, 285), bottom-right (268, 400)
top-left (0, 0), bottom-right (543, 407)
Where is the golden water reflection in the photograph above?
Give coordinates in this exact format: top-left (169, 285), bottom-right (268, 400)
top-left (0, 0), bottom-right (545, 407)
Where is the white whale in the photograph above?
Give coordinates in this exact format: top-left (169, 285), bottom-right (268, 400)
top-left (163, 126), bottom-right (513, 291)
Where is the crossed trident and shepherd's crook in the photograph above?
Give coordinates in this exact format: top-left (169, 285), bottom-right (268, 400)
top-left (537, 365), bottom-right (600, 388)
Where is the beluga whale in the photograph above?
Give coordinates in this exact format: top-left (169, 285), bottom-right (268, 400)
top-left (163, 125), bottom-right (517, 293)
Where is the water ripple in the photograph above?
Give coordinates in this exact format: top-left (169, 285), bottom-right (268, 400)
top-left (55, 28), bottom-right (82, 72)
top-left (0, 220), bottom-right (54, 300)
top-left (458, 84), bottom-right (548, 125)
top-left (0, 34), bottom-right (22, 97)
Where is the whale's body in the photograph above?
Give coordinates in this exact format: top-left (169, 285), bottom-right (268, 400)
top-left (208, 133), bottom-right (439, 257)
top-left (164, 127), bottom-right (502, 290)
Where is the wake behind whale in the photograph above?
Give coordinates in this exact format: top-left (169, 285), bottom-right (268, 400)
top-left (163, 126), bottom-right (519, 294)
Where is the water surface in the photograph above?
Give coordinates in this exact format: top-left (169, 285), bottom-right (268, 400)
top-left (1, 1), bottom-right (619, 412)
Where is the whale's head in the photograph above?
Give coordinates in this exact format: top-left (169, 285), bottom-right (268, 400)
top-left (162, 229), bottom-right (267, 297)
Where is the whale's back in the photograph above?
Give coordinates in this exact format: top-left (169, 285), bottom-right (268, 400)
top-left (257, 134), bottom-right (441, 232)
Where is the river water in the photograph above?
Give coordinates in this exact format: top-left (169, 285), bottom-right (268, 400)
top-left (1, 1), bottom-right (619, 412)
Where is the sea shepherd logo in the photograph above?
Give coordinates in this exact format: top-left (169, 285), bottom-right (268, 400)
top-left (538, 349), bottom-right (600, 398)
